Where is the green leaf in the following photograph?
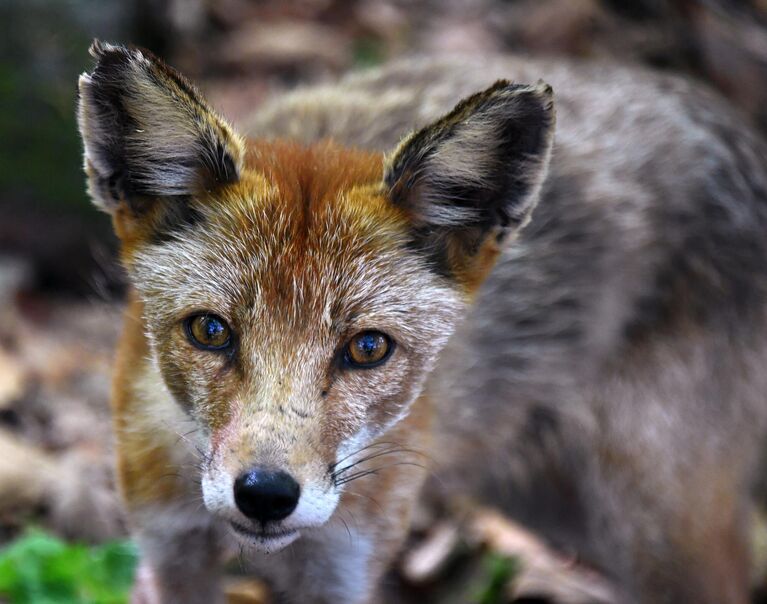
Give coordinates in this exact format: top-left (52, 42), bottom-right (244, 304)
top-left (471, 552), bottom-right (519, 604)
top-left (0, 529), bottom-right (138, 604)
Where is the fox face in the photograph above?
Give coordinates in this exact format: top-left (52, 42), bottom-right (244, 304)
top-left (78, 42), bottom-right (554, 552)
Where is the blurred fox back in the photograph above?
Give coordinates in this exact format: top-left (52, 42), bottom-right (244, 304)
top-left (250, 56), bottom-right (767, 603)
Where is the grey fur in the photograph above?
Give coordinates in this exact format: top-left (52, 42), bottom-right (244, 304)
top-left (250, 56), bottom-right (767, 603)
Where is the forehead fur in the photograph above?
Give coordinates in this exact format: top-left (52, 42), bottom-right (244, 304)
top-left (130, 139), bottom-right (463, 335)
top-left (245, 139), bottom-right (384, 214)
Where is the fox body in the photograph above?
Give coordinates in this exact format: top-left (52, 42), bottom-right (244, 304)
top-left (78, 42), bottom-right (767, 604)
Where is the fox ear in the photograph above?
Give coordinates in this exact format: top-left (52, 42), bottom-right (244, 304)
top-left (384, 80), bottom-right (554, 280)
top-left (77, 40), bottom-right (244, 215)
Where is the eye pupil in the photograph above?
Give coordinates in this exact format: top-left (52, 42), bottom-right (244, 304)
top-left (187, 314), bottom-right (231, 350)
top-left (206, 319), bottom-right (223, 338)
top-left (346, 331), bottom-right (391, 368)
top-left (358, 334), bottom-right (378, 356)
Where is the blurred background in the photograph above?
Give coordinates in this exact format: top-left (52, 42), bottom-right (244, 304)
top-left (1, 1), bottom-right (767, 602)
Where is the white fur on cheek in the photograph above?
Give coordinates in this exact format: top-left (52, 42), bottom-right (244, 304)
top-left (282, 483), bottom-right (340, 531)
top-left (201, 464), bottom-right (236, 516)
top-left (336, 425), bottom-right (373, 467)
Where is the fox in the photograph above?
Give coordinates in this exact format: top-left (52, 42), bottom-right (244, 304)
top-left (76, 40), bottom-right (767, 604)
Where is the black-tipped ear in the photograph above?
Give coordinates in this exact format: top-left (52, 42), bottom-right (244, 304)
top-left (384, 80), bottom-right (555, 272)
top-left (77, 40), bottom-right (244, 214)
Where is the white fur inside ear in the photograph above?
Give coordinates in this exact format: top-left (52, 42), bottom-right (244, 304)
top-left (77, 72), bottom-right (114, 211)
top-left (386, 82), bottom-right (555, 234)
top-left (417, 117), bottom-right (502, 227)
top-left (77, 42), bottom-right (244, 212)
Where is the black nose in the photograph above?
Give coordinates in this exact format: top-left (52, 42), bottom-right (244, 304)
top-left (233, 468), bottom-right (300, 523)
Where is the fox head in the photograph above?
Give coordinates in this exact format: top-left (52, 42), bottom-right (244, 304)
top-left (78, 41), bottom-right (554, 551)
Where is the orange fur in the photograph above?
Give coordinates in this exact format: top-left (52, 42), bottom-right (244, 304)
top-left (112, 294), bottom-right (188, 507)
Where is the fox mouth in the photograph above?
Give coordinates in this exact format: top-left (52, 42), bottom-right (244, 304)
top-left (229, 521), bottom-right (301, 552)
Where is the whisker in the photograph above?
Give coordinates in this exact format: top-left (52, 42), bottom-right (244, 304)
top-left (341, 506), bottom-right (361, 536)
top-left (334, 461), bottom-right (427, 487)
top-left (342, 490), bottom-right (386, 516)
top-left (334, 443), bottom-right (412, 467)
top-left (332, 446), bottom-right (427, 480)
top-left (332, 447), bottom-right (405, 476)
top-left (158, 471), bottom-right (184, 482)
top-left (335, 469), bottom-right (380, 486)
top-left (330, 440), bottom-right (411, 470)
top-left (339, 515), bottom-right (353, 546)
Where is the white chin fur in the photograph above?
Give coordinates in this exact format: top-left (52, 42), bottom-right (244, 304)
top-left (229, 523), bottom-right (302, 553)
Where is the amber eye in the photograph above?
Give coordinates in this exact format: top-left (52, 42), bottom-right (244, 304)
top-left (185, 314), bottom-right (232, 351)
top-left (344, 331), bottom-right (393, 368)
